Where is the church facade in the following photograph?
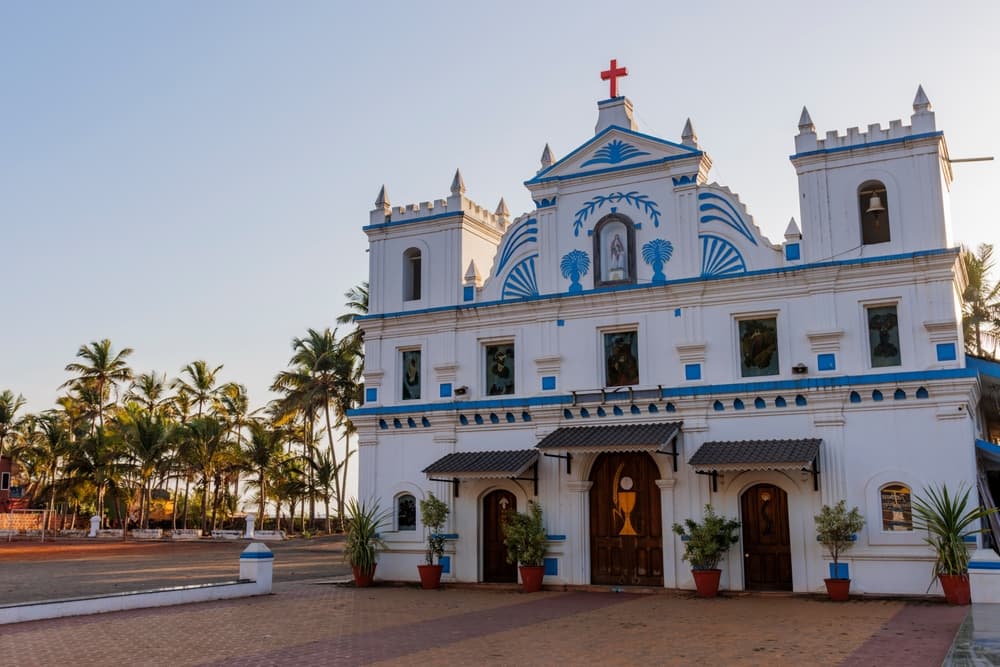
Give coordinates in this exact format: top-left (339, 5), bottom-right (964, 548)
top-left (351, 65), bottom-right (996, 596)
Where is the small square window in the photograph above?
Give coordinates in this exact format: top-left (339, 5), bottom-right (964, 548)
top-left (738, 317), bottom-right (779, 377)
top-left (485, 343), bottom-right (515, 395)
top-left (604, 331), bottom-right (639, 386)
top-left (401, 349), bottom-right (421, 400)
top-left (867, 305), bottom-right (901, 368)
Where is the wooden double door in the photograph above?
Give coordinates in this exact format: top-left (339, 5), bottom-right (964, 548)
top-left (741, 483), bottom-right (792, 591)
top-left (589, 452), bottom-right (663, 586)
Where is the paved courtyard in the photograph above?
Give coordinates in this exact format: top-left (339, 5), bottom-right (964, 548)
top-left (0, 538), bottom-right (971, 666)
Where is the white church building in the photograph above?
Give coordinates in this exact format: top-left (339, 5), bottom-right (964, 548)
top-left (351, 62), bottom-right (1000, 596)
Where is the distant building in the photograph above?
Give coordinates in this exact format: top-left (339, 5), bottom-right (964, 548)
top-left (351, 65), bottom-right (999, 596)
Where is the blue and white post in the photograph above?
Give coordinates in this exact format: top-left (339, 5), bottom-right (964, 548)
top-left (239, 542), bottom-right (274, 594)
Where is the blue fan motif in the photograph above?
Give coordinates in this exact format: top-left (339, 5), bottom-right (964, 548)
top-left (495, 218), bottom-right (538, 275)
top-left (560, 250), bottom-right (590, 293)
top-left (581, 140), bottom-right (651, 167)
top-left (700, 235), bottom-right (747, 276)
top-left (502, 255), bottom-right (539, 300)
top-left (641, 239), bottom-right (674, 283)
top-left (698, 192), bottom-right (758, 246)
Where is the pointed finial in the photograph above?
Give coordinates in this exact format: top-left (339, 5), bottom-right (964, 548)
top-left (495, 197), bottom-right (509, 218)
top-left (540, 143), bottom-right (555, 170)
top-left (450, 169), bottom-right (466, 196)
top-left (798, 106), bottom-right (815, 133)
top-left (374, 184), bottom-right (389, 209)
top-left (784, 217), bottom-right (801, 240)
top-left (464, 259), bottom-right (481, 284)
top-left (681, 118), bottom-right (698, 147)
top-left (913, 85), bottom-right (931, 113)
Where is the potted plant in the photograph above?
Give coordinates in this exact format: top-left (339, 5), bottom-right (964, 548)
top-left (502, 500), bottom-right (548, 592)
top-left (672, 505), bottom-right (741, 597)
top-left (911, 482), bottom-right (997, 605)
top-left (417, 492), bottom-right (450, 589)
top-left (815, 500), bottom-right (865, 601)
top-left (343, 497), bottom-right (389, 587)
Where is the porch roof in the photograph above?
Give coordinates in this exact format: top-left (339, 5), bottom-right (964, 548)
top-left (422, 449), bottom-right (539, 480)
top-left (688, 438), bottom-right (821, 472)
top-left (535, 421), bottom-right (682, 453)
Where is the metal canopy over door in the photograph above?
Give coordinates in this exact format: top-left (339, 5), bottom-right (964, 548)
top-left (482, 489), bottom-right (517, 582)
top-left (741, 483), bottom-right (792, 591)
top-left (589, 452), bottom-right (663, 586)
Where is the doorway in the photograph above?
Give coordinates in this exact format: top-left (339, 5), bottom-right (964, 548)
top-left (482, 489), bottom-right (517, 582)
top-left (741, 483), bottom-right (792, 590)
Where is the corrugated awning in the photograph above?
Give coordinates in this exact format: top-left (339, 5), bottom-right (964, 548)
top-left (422, 450), bottom-right (539, 480)
top-left (976, 438), bottom-right (1000, 466)
top-left (688, 438), bottom-right (821, 472)
top-left (536, 422), bottom-right (682, 454)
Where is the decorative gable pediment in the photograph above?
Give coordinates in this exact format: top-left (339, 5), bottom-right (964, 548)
top-left (525, 127), bottom-right (702, 188)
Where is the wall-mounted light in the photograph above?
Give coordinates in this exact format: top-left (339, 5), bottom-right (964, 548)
top-left (792, 363), bottom-right (808, 375)
top-left (454, 386), bottom-right (469, 396)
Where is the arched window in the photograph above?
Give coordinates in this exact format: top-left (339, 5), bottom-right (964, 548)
top-left (403, 248), bottom-right (422, 301)
top-left (880, 483), bottom-right (912, 531)
top-left (859, 181), bottom-right (890, 245)
top-left (593, 215), bottom-right (636, 286)
top-left (396, 493), bottom-right (416, 531)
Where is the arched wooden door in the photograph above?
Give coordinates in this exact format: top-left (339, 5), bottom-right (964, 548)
top-left (482, 489), bottom-right (517, 582)
top-left (741, 483), bottom-right (792, 591)
top-left (589, 452), bottom-right (663, 586)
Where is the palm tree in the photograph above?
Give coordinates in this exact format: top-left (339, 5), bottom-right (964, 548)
top-left (184, 415), bottom-right (229, 535)
top-left (962, 243), bottom-right (1000, 357)
top-left (126, 372), bottom-right (171, 414)
top-left (171, 361), bottom-right (224, 418)
top-left (242, 420), bottom-right (286, 528)
top-left (0, 390), bottom-right (27, 461)
top-left (337, 281), bottom-right (369, 351)
top-left (117, 404), bottom-right (172, 528)
top-left (62, 339), bottom-right (134, 432)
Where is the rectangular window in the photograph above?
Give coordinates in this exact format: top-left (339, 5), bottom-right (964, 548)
top-left (401, 349), bottom-right (421, 400)
top-left (0, 472), bottom-right (8, 491)
top-left (739, 317), bottom-right (779, 377)
top-left (604, 330), bottom-right (639, 386)
top-left (867, 305), bottom-right (901, 367)
top-left (880, 484), bottom-right (913, 531)
top-left (485, 343), bottom-right (515, 395)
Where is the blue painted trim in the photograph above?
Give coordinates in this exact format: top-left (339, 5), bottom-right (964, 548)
top-left (348, 367), bottom-right (977, 417)
top-left (496, 218), bottom-right (539, 275)
top-left (527, 124), bottom-right (702, 185)
top-left (436, 533), bottom-right (459, 540)
top-left (785, 243), bottom-right (800, 261)
top-left (674, 308), bottom-right (681, 317)
top-left (440, 555), bottom-right (450, 574)
top-left (685, 363), bottom-right (701, 381)
top-left (790, 131), bottom-right (944, 160)
top-left (970, 561), bottom-right (1000, 570)
top-left (357, 248), bottom-right (959, 323)
top-left (541, 376), bottom-right (556, 391)
top-left (439, 383), bottom-right (452, 398)
top-left (937, 342), bottom-right (957, 362)
top-left (967, 356), bottom-right (1000, 379)
top-left (463, 285), bottom-right (474, 302)
top-left (240, 551), bottom-right (274, 560)
top-left (362, 210), bottom-right (463, 232)
top-left (365, 387), bottom-right (378, 403)
top-left (964, 535), bottom-right (978, 543)
top-left (546, 534), bottom-right (567, 541)
top-left (581, 139), bottom-right (651, 167)
top-left (556, 319), bottom-right (565, 327)
top-left (543, 557), bottom-right (558, 576)
top-left (829, 562), bottom-right (849, 579)
top-left (976, 439), bottom-right (1000, 457)
top-left (533, 197), bottom-right (557, 209)
top-left (817, 354), bottom-right (836, 371)
top-left (528, 153), bottom-right (703, 186)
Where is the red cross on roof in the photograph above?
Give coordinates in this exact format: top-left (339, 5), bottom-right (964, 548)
top-left (601, 59), bottom-right (628, 98)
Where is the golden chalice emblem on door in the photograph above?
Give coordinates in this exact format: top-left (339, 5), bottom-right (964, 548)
top-left (612, 464), bottom-right (638, 536)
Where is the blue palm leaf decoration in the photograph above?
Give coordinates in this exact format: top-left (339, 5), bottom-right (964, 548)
top-left (581, 140), bottom-right (651, 167)
top-left (502, 256), bottom-right (539, 300)
top-left (642, 239), bottom-right (674, 283)
top-left (700, 235), bottom-right (747, 277)
top-left (560, 250), bottom-right (590, 293)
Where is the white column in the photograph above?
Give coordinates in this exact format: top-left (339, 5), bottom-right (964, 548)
top-left (244, 513), bottom-right (256, 539)
top-left (656, 479), bottom-right (678, 589)
top-left (239, 542), bottom-right (274, 593)
top-left (567, 480), bottom-right (593, 585)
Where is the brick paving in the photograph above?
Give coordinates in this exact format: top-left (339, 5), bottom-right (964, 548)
top-left (0, 540), bottom-right (970, 666)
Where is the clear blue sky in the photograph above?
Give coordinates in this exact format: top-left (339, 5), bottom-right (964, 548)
top-left (3, 1), bottom-right (998, 413)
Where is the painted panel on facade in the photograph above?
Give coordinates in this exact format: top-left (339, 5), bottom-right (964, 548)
top-left (485, 344), bottom-right (515, 395)
top-left (402, 350), bottom-right (421, 400)
top-left (605, 331), bottom-right (639, 386)
top-left (739, 318), bottom-right (779, 377)
top-left (867, 305), bottom-right (901, 367)
top-left (880, 483), bottom-right (913, 531)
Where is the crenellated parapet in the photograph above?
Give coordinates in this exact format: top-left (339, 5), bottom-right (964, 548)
top-left (367, 170), bottom-right (510, 232)
top-left (793, 85), bottom-right (938, 158)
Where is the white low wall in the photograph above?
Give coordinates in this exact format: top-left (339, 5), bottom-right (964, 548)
top-left (0, 542), bottom-right (274, 625)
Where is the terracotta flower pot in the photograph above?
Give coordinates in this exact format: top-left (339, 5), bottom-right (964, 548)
top-left (519, 565), bottom-right (546, 593)
top-left (824, 578), bottom-right (851, 601)
top-left (417, 563), bottom-right (443, 590)
top-left (352, 564), bottom-right (377, 588)
top-left (938, 573), bottom-right (971, 605)
top-left (691, 569), bottom-right (722, 598)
